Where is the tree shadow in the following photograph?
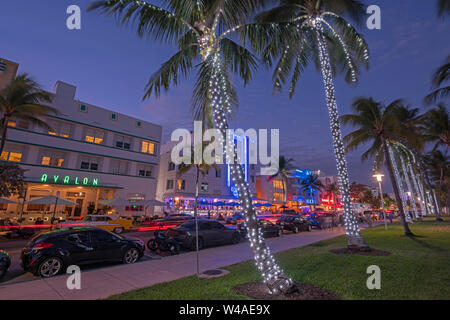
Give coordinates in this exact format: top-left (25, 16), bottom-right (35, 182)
top-left (407, 236), bottom-right (446, 253)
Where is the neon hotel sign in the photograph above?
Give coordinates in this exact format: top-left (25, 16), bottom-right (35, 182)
top-left (40, 173), bottom-right (99, 187)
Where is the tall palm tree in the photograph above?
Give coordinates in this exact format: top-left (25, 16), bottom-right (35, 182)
top-left (342, 97), bottom-right (414, 236)
top-left (89, 0), bottom-right (297, 293)
top-left (0, 74), bottom-right (57, 154)
top-left (425, 56), bottom-right (449, 105)
top-left (269, 156), bottom-right (295, 203)
top-left (437, 0), bottom-right (450, 17)
top-left (420, 104), bottom-right (450, 151)
top-left (178, 142), bottom-right (216, 278)
top-left (257, 0), bottom-right (370, 248)
top-left (300, 173), bottom-right (323, 211)
top-left (424, 150), bottom-right (449, 212)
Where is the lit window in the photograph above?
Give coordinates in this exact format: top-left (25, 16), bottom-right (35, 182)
top-left (48, 120), bottom-right (71, 138)
top-left (54, 158), bottom-right (64, 167)
top-left (8, 152), bottom-right (22, 162)
top-left (0, 152), bottom-right (8, 161)
top-left (85, 128), bottom-right (104, 144)
top-left (41, 157), bottom-right (51, 166)
top-left (141, 141), bottom-right (155, 155)
top-left (7, 120), bottom-right (16, 127)
top-left (177, 180), bottom-right (185, 190)
top-left (273, 180), bottom-right (283, 189)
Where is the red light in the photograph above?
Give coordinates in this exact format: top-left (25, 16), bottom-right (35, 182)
top-left (33, 242), bottom-right (54, 250)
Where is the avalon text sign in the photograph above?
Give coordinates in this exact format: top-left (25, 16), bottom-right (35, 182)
top-left (40, 173), bottom-right (99, 187)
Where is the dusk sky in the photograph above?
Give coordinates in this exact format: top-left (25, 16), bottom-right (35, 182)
top-left (1, 0), bottom-right (448, 191)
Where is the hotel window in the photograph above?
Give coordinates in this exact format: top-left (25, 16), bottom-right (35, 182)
top-left (141, 140), bottom-right (156, 155)
top-left (7, 119), bottom-right (29, 129)
top-left (136, 121), bottom-right (142, 128)
top-left (1, 145), bottom-right (23, 163)
top-left (85, 128), bottom-right (104, 144)
top-left (215, 169), bottom-right (221, 178)
top-left (80, 157), bottom-right (99, 171)
top-left (110, 113), bottom-right (118, 121)
top-left (114, 135), bottom-right (132, 150)
top-left (274, 192), bottom-right (284, 202)
top-left (110, 159), bottom-right (129, 175)
top-left (79, 104), bottom-right (88, 113)
top-left (41, 151), bottom-right (65, 167)
top-left (166, 180), bottom-right (174, 190)
top-left (168, 162), bottom-right (175, 171)
top-left (201, 183), bottom-right (209, 192)
top-left (177, 179), bottom-right (185, 190)
top-left (48, 120), bottom-right (71, 138)
top-left (137, 165), bottom-right (152, 177)
top-left (251, 175), bottom-right (255, 183)
top-left (273, 180), bottom-right (283, 189)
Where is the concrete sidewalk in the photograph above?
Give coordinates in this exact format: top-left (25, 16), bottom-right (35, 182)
top-left (0, 228), bottom-right (347, 300)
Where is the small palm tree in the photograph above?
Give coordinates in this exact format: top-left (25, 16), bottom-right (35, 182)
top-left (269, 156), bottom-right (295, 203)
top-left (325, 182), bottom-right (339, 212)
top-left (425, 56), bottom-right (449, 104)
top-left (0, 74), bottom-right (57, 154)
top-left (178, 142), bottom-right (216, 278)
top-left (342, 97), bottom-right (414, 236)
top-left (89, 0), bottom-right (296, 293)
top-left (420, 104), bottom-right (450, 151)
top-left (300, 173), bottom-right (323, 211)
top-left (258, 0), bottom-right (370, 249)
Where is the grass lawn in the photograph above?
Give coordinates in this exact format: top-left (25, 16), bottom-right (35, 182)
top-left (109, 219), bottom-right (450, 300)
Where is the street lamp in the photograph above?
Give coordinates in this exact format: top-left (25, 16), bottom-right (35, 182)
top-left (373, 173), bottom-right (388, 231)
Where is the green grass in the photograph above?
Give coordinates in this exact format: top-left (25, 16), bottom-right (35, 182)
top-left (109, 220), bottom-right (450, 300)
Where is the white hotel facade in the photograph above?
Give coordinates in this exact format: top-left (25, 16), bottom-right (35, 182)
top-left (0, 58), bottom-right (162, 219)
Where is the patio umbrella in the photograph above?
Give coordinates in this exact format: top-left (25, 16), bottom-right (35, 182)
top-left (227, 202), bottom-right (240, 207)
top-left (0, 198), bottom-right (17, 204)
top-left (197, 200), bottom-right (211, 206)
top-left (280, 205), bottom-right (289, 209)
top-left (25, 196), bottom-right (78, 206)
top-left (253, 203), bottom-right (265, 207)
top-left (263, 203), bottom-right (275, 207)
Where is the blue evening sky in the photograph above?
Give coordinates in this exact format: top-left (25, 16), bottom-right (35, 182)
top-left (1, 1), bottom-right (448, 190)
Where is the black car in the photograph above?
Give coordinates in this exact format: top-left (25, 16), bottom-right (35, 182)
top-left (238, 220), bottom-right (283, 238)
top-left (20, 227), bottom-right (145, 278)
top-left (167, 220), bottom-right (241, 250)
top-left (277, 215), bottom-right (311, 233)
top-left (225, 213), bottom-right (244, 225)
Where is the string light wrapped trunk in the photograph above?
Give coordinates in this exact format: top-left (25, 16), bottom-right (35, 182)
top-left (397, 145), bottom-right (419, 219)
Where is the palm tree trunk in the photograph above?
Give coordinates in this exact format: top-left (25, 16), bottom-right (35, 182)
top-left (383, 139), bottom-right (413, 236)
top-left (314, 25), bottom-right (368, 249)
top-left (417, 154), bottom-right (441, 220)
top-left (194, 166), bottom-right (200, 278)
top-left (0, 117), bottom-right (9, 155)
top-left (282, 178), bottom-right (287, 204)
top-left (209, 53), bottom-right (296, 294)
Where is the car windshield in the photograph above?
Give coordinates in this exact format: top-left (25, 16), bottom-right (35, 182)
top-left (178, 221), bottom-right (196, 229)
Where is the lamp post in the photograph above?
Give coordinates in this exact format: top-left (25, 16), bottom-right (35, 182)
top-left (373, 173), bottom-right (388, 231)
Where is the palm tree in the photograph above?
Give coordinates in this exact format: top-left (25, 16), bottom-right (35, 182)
top-left (424, 150), bottom-right (450, 212)
top-left (425, 56), bottom-right (449, 104)
top-left (325, 182), bottom-right (339, 212)
top-left (0, 74), bottom-right (57, 154)
top-left (420, 105), bottom-right (450, 151)
top-left (89, 0), bottom-right (297, 293)
top-left (437, 0), bottom-right (450, 17)
top-left (342, 97), bottom-right (414, 236)
top-left (300, 173), bottom-right (323, 211)
top-left (257, 0), bottom-right (370, 248)
top-left (178, 142), bottom-right (216, 278)
top-left (269, 156), bottom-right (295, 203)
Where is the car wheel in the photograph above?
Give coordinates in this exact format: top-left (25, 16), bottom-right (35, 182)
top-left (147, 239), bottom-right (158, 251)
top-left (123, 248), bottom-right (140, 264)
top-left (114, 227), bottom-right (124, 234)
top-left (190, 237), bottom-right (204, 251)
top-left (293, 227), bottom-right (299, 234)
top-left (231, 233), bottom-right (240, 244)
top-left (37, 257), bottom-right (63, 278)
top-left (168, 242), bottom-right (180, 255)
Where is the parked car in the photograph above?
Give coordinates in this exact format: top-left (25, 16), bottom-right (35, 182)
top-left (303, 213), bottom-right (321, 228)
top-left (0, 220), bottom-right (36, 239)
top-left (20, 227), bottom-right (145, 278)
top-left (238, 220), bottom-right (283, 238)
top-left (0, 250), bottom-right (11, 279)
top-left (281, 210), bottom-right (297, 215)
top-left (225, 213), bottom-right (244, 225)
top-left (59, 215), bottom-right (133, 234)
top-left (277, 215), bottom-right (311, 233)
top-left (167, 220), bottom-right (241, 250)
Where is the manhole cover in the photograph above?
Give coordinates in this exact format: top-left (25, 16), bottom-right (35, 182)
top-left (203, 270), bottom-right (224, 276)
top-left (199, 269), bottom-right (230, 279)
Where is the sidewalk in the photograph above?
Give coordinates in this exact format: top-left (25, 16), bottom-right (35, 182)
top-left (0, 228), bottom-right (347, 300)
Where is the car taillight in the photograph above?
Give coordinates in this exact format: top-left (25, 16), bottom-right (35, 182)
top-left (32, 242), bottom-right (54, 250)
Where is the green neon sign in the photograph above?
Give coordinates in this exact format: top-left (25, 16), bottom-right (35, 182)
top-left (40, 173), bottom-right (99, 187)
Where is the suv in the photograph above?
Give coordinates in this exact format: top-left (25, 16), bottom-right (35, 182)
top-left (277, 215), bottom-right (311, 233)
top-left (21, 227), bottom-right (145, 278)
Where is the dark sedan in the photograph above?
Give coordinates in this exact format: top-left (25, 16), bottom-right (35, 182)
top-left (21, 227), bottom-right (145, 278)
top-left (277, 215), bottom-right (311, 233)
top-left (167, 220), bottom-right (241, 250)
top-left (238, 220), bottom-right (283, 238)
